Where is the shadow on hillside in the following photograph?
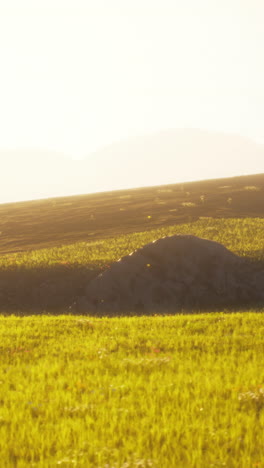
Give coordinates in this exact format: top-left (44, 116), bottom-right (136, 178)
top-left (0, 260), bottom-right (263, 316)
top-left (0, 264), bottom-right (100, 315)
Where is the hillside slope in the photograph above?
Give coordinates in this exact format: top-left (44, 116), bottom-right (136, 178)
top-left (0, 173), bottom-right (263, 255)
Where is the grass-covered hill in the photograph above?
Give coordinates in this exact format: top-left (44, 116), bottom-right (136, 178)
top-left (0, 173), bottom-right (263, 255)
top-left (0, 173), bottom-right (263, 314)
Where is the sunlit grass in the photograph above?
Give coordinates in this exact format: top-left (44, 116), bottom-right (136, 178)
top-left (1, 313), bottom-right (264, 467)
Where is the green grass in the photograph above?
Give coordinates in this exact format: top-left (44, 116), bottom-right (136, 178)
top-left (1, 313), bottom-right (264, 467)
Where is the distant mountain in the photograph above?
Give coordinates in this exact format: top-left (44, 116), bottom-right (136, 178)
top-left (84, 129), bottom-right (264, 190)
top-left (0, 150), bottom-right (91, 204)
top-left (1, 130), bottom-right (264, 204)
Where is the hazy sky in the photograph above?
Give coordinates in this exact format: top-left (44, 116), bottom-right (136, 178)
top-left (1, 0), bottom-right (264, 158)
top-left (0, 0), bottom-right (264, 204)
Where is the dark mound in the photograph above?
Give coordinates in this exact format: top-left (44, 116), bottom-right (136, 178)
top-left (77, 235), bottom-right (264, 314)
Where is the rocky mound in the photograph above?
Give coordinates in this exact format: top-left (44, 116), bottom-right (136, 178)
top-left (78, 235), bottom-right (264, 313)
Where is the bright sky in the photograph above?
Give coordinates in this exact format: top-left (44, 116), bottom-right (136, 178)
top-left (0, 0), bottom-right (264, 202)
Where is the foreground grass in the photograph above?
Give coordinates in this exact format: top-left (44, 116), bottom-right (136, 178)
top-left (1, 312), bottom-right (264, 467)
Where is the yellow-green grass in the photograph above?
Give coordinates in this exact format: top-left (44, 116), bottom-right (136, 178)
top-left (1, 313), bottom-right (264, 468)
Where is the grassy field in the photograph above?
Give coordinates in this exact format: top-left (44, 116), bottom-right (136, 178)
top-left (1, 313), bottom-right (264, 468)
top-left (0, 175), bottom-right (264, 466)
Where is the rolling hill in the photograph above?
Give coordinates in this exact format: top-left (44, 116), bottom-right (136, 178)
top-left (0, 172), bottom-right (263, 255)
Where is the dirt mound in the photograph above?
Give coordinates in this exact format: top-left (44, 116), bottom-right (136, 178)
top-left (78, 235), bottom-right (264, 313)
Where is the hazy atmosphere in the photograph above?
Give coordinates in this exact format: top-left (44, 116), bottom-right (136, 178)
top-left (1, 3), bottom-right (264, 465)
top-left (1, 0), bottom-right (264, 203)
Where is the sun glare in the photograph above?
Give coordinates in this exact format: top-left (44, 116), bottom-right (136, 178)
top-left (0, 0), bottom-right (263, 202)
